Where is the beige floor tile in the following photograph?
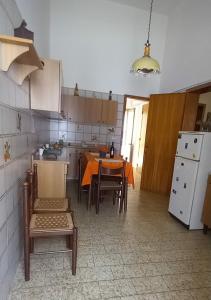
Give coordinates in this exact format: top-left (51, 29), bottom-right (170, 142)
top-left (9, 181), bottom-right (211, 299)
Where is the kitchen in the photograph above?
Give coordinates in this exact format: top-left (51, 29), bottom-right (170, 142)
top-left (1, 0), bottom-right (211, 299)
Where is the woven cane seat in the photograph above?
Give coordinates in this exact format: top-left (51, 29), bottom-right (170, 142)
top-left (34, 198), bottom-right (69, 212)
top-left (30, 213), bottom-right (73, 235)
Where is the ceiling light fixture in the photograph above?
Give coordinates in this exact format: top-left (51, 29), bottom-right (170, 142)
top-left (131, 0), bottom-right (160, 76)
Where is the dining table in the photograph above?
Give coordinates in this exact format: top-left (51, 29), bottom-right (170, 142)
top-left (81, 152), bottom-right (134, 208)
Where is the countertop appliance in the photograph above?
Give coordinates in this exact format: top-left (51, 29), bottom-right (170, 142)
top-left (168, 131), bottom-right (211, 229)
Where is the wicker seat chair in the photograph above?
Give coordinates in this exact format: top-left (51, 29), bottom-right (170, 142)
top-left (93, 160), bottom-right (128, 214)
top-left (23, 178), bottom-right (77, 281)
top-left (31, 164), bottom-right (69, 213)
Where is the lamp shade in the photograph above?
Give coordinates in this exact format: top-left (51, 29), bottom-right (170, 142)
top-left (131, 44), bottom-right (160, 75)
top-left (131, 55), bottom-right (160, 75)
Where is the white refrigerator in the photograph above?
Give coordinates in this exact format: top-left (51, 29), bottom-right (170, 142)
top-left (168, 131), bottom-right (211, 229)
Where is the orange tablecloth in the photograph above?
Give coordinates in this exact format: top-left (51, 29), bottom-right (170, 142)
top-left (81, 152), bottom-right (134, 187)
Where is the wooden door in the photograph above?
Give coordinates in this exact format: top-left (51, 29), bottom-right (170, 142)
top-left (101, 100), bottom-right (118, 125)
top-left (140, 93), bottom-right (198, 195)
top-left (84, 98), bottom-right (102, 124)
top-left (138, 103), bottom-right (149, 168)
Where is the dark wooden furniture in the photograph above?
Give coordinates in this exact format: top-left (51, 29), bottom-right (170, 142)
top-left (31, 164), bottom-right (69, 213)
top-left (93, 160), bottom-right (127, 214)
top-left (202, 174), bottom-right (211, 234)
top-left (23, 173), bottom-right (77, 281)
top-left (77, 154), bottom-right (90, 208)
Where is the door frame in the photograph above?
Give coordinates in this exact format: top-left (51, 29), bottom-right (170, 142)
top-left (120, 95), bottom-right (149, 153)
top-left (185, 81), bottom-right (211, 94)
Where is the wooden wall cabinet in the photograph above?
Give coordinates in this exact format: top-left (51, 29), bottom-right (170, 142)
top-left (62, 95), bottom-right (117, 125)
top-left (140, 92), bottom-right (199, 195)
top-left (30, 58), bottom-right (62, 112)
top-left (101, 100), bottom-right (118, 125)
top-left (84, 98), bottom-right (102, 124)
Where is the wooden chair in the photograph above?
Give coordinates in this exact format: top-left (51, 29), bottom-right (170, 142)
top-left (78, 154), bottom-right (91, 209)
top-left (23, 178), bottom-right (77, 281)
top-left (31, 164), bottom-right (69, 213)
top-left (93, 160), bottom-right (127, 214)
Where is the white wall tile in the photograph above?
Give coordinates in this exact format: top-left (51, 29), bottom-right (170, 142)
top-left (59, 121), bottom-right (67, 131)
top-left (0, 195), bottom-right (7, 229)
top-left (0, 224), bottom-right (7, 257)
top-left (68, 122), bottom-right (76, 132)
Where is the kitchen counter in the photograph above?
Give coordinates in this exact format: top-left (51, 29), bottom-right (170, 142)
top-left (33, 147), bottom-right (69, 164)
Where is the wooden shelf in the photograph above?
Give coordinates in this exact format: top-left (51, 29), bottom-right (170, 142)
top-left (0, 34), bottom-right (43, 85)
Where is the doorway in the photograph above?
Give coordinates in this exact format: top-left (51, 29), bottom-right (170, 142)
top-left (121, 95), bottom-right (149, 178)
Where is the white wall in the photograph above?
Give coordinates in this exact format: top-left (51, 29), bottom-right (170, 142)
top-left (160, 0), bottom-right (211, 93)
top-left (49, 0), bottom-right (167, 96)
top-left (15, 0), bottom-right (50, 57)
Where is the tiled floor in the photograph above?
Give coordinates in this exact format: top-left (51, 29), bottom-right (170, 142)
top-left (9, 180), bottom-right (211, 299)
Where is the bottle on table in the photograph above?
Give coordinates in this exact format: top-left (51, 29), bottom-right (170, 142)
top-left (110, 142), bottom-right (114, 158)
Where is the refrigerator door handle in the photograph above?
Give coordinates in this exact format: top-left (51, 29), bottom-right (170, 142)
top-left (184, 183), bottom-right (187, 189)
top-left (172, 189), bottom-right (177, 194)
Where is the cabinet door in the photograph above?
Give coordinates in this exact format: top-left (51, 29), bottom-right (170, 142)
top-left (84, 98), bottom-right (102, 124)
top-left (62, 95), bottom-right (85, 123)
top-left (31, 58), bottom-right (61, 112)
top-left (169, 157), bottom-right (198, 225)
top-left (101, 100), bottom-right (118, 125)
top-left (66, 148), bottom-right (78, 179)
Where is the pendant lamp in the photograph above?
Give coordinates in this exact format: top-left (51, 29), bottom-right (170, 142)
top-left (131, 0), bottom-right (160, 76)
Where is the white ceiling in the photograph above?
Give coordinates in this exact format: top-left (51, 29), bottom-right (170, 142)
top-left (106, 0), bottom-right (180, 16)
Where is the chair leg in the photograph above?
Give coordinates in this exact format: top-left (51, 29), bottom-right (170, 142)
top-left (78, 181), bottom-right (81, 202)
top-left (124, 183), bottom-right (128, 212)
top-left (30, 238), bottom-right (34, 253)
top-left (24, 232), bottom-right (30, 281)
top-left (113, 191), bottom-right (116, 205)
top-left (66, 235), bottom-right (72, 249)
top-left (96, 187), bottom-right (100, 214)
top-left (72, 227), bottom-right (78, 275)
top-left (119, 190), bottom-right (124, 213)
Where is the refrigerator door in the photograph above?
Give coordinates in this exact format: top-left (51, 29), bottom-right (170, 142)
top-left (169, 157), bottom-right (199, 225)
top-left (176, 133), bottom-right (203, 160)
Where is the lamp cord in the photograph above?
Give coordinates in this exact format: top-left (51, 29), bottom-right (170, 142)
top-left (147, 0), bottom-right (154, 44)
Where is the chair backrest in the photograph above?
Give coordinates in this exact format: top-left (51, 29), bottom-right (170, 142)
top-left (78, 154), bottom-right (82, 183)
top-left (23, 181), bottom-right (30, 229)
top-left (98, 160), bottom-right (126, 183)
top-left (33, 164), bottom-right (38, 199)
top-left (26, 169), bottom-right (34, 218)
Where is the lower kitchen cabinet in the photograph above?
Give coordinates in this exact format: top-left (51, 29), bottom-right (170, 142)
top-left (66, 148), bottom-right (77, 179)
top-left (66, 146), bottom-right (97, 179)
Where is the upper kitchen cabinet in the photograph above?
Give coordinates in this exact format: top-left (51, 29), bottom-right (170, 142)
top-left (61, 95), bottom-right (117, 125)
top-left (84, 98), bottom-right (102, 124)
top-left (101, 100), bottom-right (118, 125)
top-left (62, 95), bottom-right (85, 123)
top-left (30, 58), bottom-right (62, 112)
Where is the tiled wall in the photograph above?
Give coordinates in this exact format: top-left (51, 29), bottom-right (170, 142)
top-left (0, 1), bottom-right (49, 299)
top-left (50, 87), bottom-right (124, 153)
